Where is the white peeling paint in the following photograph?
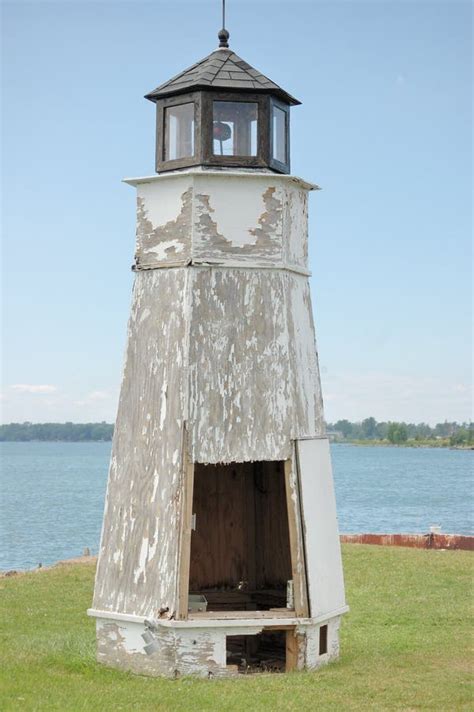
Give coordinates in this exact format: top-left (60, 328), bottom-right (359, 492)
top-left (197, 177), bottom-right (267, 246)
top-left (297, 438), bottom-right (346, 618)
top-left (92, 170), bottom-right (346, 679)
top-left (137, 176), bottom-right (190, 228)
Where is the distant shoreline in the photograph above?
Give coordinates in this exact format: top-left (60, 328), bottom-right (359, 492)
top-left (336, 439), bottom-right (473, 451)
top-left (1, 420), bottom-right (471, 449)
top-left (0, 422), bottom-right (114, 443)
top-left (0, 438), bottom-right (112, 443)
top-left (1, 438), bottom-right (471, 450)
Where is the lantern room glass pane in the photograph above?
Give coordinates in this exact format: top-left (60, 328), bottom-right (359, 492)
top-left (272, 105), bottom-right (287, 164)
top-left (164, 102), bottom-right (195, 161)
top-left (213, 101), bottom-right (258, 156)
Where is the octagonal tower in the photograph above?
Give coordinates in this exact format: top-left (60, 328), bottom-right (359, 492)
top-left (89, 25), bottom-right (347, 678)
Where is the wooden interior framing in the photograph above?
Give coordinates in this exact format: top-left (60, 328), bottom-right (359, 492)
top-left (284, 455), bottom-right (310, 617)
top-left (225, 627), bottom-right (302, 673)
top-left (176, 431), bottom-right (195, 620)
top-left (177, 452), bottom-right (309, 621)
top-left (285, 628), bottom-right (305, 672)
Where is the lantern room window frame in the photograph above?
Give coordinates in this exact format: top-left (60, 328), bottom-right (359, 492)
top-left (269, 97), bottom-right (290, 174)
top-left (156, 92), bottom-right (202, 173)
top-left (201, 91), bottom-right (269, 169)
top-left (155, 90), bottom-right (291, 174)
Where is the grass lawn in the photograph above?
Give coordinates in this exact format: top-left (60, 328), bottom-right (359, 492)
top-left (0, 545), bottom-right (472, 711)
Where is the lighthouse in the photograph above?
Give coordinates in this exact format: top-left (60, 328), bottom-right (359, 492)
top-left (88, 21), bottom-right (347, 677)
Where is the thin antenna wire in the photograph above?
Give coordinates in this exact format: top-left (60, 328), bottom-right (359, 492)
top-left (218, 0), bottom-right (230, 48)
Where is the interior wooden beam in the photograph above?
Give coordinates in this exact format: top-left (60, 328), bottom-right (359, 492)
top-left (245, 462), bottom-right (257, 590)
top-left (188, 610), bottom-right (297, 620)
top-left (284, 456), bottom-right (310, 618)
top-left (285, 628), bottom-right (304, 672)
top-left (176, 428), bottom-right (195, 620)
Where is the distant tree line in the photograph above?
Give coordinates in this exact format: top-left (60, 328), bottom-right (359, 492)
top-left (1, 419), bottom-right (472, 447)
top-left (327, 417), bottom-right (473, 446)
top-left (0, 422), bottom-right (114, 442)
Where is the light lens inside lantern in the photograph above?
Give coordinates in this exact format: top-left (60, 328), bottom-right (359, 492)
top-left (213, 101), bottom-right (258, 156)
top-left (164, 102), bottom-right (195, 161)
top-left (272, 104), bottom-right (287, 164)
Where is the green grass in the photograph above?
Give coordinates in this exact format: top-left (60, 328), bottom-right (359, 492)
top-left (1, 545), bottom-right (472, 711)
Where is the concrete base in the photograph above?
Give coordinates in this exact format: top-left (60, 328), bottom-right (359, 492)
top-left (91, 612), bottom-right (343, 678)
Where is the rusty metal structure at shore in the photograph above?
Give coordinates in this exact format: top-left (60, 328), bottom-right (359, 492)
top-left (340, 533), bottom-right (474, 551)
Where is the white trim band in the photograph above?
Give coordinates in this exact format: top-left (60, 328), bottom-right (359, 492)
top-left (87, 605), bottom-right (349, 629)
top-left (123, 170), bottom-right (319, 192)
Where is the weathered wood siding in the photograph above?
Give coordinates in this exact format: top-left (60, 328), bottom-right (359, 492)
top-left (135, 175), bottom-right (193, 269)
top-left (129, 172), bottom-right (314, 272)
top-left (96, 619), bottom-right (228, 678)
top-left (93, 269), bottom-right (190, 618)
top-left (188, 267), bottom-right (292, 463)
top-left (285, 274), bottom-right (325, 438)
top-left (95, 616), bottom-right (337, 678)
top-left (283, 185), bottom-right (308, 270)
top-left (188, 268), bottom-right (323, 463)
top-left (93, 170), bottom-right (337, 627)
top-left (192, 176), bottom-right (284, 266)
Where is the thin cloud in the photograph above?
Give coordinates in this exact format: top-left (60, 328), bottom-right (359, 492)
top-left (10, 384), bottom-right (57, 394)
top-left (87, 391), bottom-right (109, 401)
top-left (74, 390), bottom-right (109, 406)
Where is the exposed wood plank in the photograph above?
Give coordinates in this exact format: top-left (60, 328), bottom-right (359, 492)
top-left (284, 456), bottom-right (310, 618)
top-left (194, 591), bottom-right (254, 603)
top-left (255, 461), bottom-right (292, 589)
top-left (189, 461), bottom-right (292, 595)
top-left (188, 610), bottom-right (297, 620)
top-left (245, 463), bottom-right (257, 590)
top-left (190, 462), bottom-right (252, 590)
top-left (225, 665), bottom-right (239, 675)
top-left (176, 430), bottom-right (195, 620)
top-left (285, 629), bottom-right (304, 671)
top-left (285, 629), bottom-right (298, 671)
top-left (265, 625), bottom-right (295, 631)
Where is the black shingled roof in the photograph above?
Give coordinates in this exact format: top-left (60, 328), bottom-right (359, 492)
top-left (145, 48), bottom-right (301, 106)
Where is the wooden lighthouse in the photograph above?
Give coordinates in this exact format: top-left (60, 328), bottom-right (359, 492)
top-left (88, 23), bottom-right (347, 677)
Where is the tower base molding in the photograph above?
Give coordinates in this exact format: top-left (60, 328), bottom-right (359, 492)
top-left (90, 611), bottom-right (346, 678)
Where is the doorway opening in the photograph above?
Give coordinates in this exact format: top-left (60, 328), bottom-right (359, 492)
top-left (189, 461), bottom-right (293, 613)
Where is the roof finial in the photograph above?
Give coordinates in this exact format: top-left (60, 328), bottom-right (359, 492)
top-left (218, 0), bottom-right (230, 48)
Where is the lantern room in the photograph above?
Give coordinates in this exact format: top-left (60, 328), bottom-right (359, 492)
top-left (145, 31), bottom-right (299, 174)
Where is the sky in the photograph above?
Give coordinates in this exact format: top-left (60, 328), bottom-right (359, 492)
top-left (1, 0), bottom-right (472, 426)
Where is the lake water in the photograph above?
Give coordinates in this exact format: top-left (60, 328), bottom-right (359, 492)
top-left (0, 442), bottom-right (472, 570)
